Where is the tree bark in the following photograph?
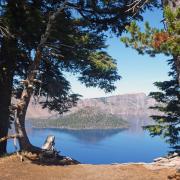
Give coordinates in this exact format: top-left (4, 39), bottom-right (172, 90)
top-left (15, 1), bottom-right (67, 152)
top-left (0, 39), bottom-right (15, 155)
top-left (174, 56), bottom-right (180, 85)
top-left (0, 80), bottom-right (12, 155)
top-left (15, 77), bottom-right (42, 152)
top-left (163, 0), bottom-right (180, 85)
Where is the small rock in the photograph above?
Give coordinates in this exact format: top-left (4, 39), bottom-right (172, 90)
top-left (111, 163), bottom-right (119, 165)
top-left (154, 157), bottom-right (163, 162)
top-left (176, 169), bottom-right (180, 173)
top-left (167, 152), bottom-right (179, 159)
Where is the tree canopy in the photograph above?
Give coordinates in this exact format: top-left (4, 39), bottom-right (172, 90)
top-left (0, 0), bottom-right (160, 153)
top-left (2, 0), bottom-right (160, 106)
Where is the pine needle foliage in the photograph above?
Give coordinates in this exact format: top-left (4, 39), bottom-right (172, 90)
top-left (121, 7), bottom-right (180, 152)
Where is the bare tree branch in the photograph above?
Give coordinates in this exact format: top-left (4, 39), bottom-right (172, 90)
top-left (125, 0), bottom-right (150, 16)
top-left (0, 18), bottom-right (12, 37)
top-left (0, 134), bottom-right (21, 143)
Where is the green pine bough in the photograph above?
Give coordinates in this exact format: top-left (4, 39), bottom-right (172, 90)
top-left (121, 7), bottom-right (180, 153)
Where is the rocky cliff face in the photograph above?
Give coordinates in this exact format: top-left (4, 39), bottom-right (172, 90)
top-left (26, 101), bottom-right (56, 120)
top-left (72, 93), bottom-right (158, 117)
top-left (26, 93), bottom-right (159, 121)
top-left (66, 93), bottom-right (160, 129)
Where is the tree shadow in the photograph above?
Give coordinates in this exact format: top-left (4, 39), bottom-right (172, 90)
top-left (24, 153), bottom-right (80, 166)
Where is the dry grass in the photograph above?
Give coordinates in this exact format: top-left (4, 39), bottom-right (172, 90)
top-left (0, 154), bottom-right (177, 180)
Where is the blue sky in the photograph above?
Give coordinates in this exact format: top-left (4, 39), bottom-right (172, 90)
top-left (68, 8), bottom-right (171, 99)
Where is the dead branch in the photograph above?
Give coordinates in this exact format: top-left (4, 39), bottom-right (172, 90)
top-left (0, 134), bottom-right (24, 161)
top-left (20, 80), bottom-right (29, 85)
top-left (126, 0), bottom-right (149, 16)
top-left (33, 79), bottom-right (42, 84)
top-left (0, 134), bottom-right (21, 143)
top-left (0, 17), bottom-right (13, 38)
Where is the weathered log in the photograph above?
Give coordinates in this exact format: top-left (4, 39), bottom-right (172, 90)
top-left (41, 135), bottom-right (55, 151)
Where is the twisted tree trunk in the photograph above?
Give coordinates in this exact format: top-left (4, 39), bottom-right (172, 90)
top-left (0, 39), bottom-right (15, 155)
top-left (15, 2), bottom-right (67, 152)
top-left (0, 81), bottom-right (12, 155)
top-left (0, 85), bottom-right (11, 155)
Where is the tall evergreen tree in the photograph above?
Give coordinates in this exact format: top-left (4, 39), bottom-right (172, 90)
top-left (147, 59), bottom-right (180, 152)
top-left (121, 6), bottom-right (180, 152)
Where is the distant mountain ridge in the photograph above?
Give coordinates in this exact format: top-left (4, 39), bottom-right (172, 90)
top-left (27, 92), bottom-right (159, 120)
top-left (69, 93), bottom-right (158, 117)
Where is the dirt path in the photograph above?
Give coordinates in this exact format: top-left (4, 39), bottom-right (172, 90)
top-left (0, 155), bottom-right (177, 180)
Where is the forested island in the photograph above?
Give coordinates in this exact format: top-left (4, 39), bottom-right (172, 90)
top-left (30, 106), bottom-right (128, 129)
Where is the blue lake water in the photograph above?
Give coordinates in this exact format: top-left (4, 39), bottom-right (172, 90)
top-left (7, 127), bottom-right (170, 164)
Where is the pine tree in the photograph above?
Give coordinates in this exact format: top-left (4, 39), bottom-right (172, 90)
top-left (147, 60), bottom-right (180, 152)
top-left (121, 7), bottom-right (180, 152)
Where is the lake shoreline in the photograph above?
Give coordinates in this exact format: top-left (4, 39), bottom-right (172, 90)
top-left (0, 154), bottom-right (179, 180)
top-left (9, 127), bottom-right (170, 164)
top-left (31, 126), bottom-right (129, 131)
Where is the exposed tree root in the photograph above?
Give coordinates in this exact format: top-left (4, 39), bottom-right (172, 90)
top-left (1, 135), bottom-right (79, 165)
top-left (17, 150), bottom-right (80, 165)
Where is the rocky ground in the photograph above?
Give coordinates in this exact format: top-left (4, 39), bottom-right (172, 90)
top-left (0, 153), bottom-right (179, 180)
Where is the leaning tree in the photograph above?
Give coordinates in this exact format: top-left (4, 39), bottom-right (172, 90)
top-left (0, 0), bottom-right (160, 153)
